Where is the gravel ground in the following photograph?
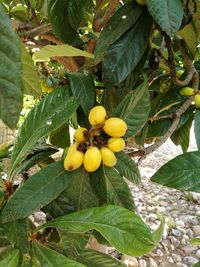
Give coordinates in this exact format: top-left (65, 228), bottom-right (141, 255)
top-left (122, 128), bottom-right (200, 267)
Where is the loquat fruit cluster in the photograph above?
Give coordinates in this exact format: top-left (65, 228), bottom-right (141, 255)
top-left (64, 106), bottom-right (127, 173)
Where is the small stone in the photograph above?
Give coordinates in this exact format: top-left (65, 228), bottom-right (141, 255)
top-left (180, 238), bottom-right (187, 246)
top-left (121, 256), bottom-right (138, 267)
top-left (170, 244), bottom-right (175, 251)
top-left (139, 259), bottom-right (147, 267)
top-left (196, 249), bottom-right (200, 258)
top-left (156, 249), bottom-right (163, 257)
top-left (177, 227), bottom-right (186, 235)
top-left (172, 228), bottom-right (182, 237)
top-left (196, 210), bottom-right (200, 216)
top-left (187, 229), bottom-right (194, 239)
top-left (193, 225), bottom-right (200, 236)
top-left (175, 220), bottom-right (185, 228)
top-left (169, 236), bottom-right (180, 247)
top-left (159, 201), bottom-right (169, 206)
top-left (191, 192), bottom-right (200, 203)
top-left (166, 256), bottom-right (174, 263)
top-left (183, 256), bottom-right (198, 266)
top-left (172, 253), bottom-right (182, 263)
top-left (182, 245), bottom-right (198, 255)
top-left (162, 229), bottom-right (168, 239)
top-left (149, 258), bottom-right (158, 267)
top-left (148, 213), bottom-right (158, 222)
top-left (176, 264), bottom-right (188, 267)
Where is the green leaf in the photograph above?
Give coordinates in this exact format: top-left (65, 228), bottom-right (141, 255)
top-left (113, 80), bottom-right (150, 138)
top-left (194, 110), bottom-right (200, 149)
top-left (38, 205), bottom-right (156, 256)
top-left (33, 241), bottom-right (86, 267)
top-left (9, 87), bottom-right (79, 177)
top-left (0, 5), bottom-right (23, 129)
top-left (95, 2), bottom-right (144, 62)
top-left (2, 161), bottom-right (74, 222)
top-left (115, 151), bottom-right (140, 184)
top-left (152, 214), bottom-right (165, 244)
top-left (64, 167), bottom-right (99, 210)
top-left (34, 45), bottom-right (94, 61)
top-left (0, 249), bottom-right (21, 267)
top-left (49, 232), bottom-right (89, 259)
top-left (3, 219), bottom-right (29, 254)
top-left (21, 42), bottom-right (41, 98)
top-left (77, 249), bottom-right (126, 267)
top-left (91, 165), bottom-right (135, 210)
top-left (171, 116), bottom-right (193, 153)
top-left (48, 0), bottom-right (79, 44)
top-left (194, 263), bottom-right (200, 267)
top-left (17, 147), bottom-right (58, 174)
top-left (190, 238), bottom-right (200, 245)
top-left (67, 0), bottom-right (88, 30)
top-left (67, 72), bottom-right (95, 115)
top-left (146, 0), bottom-right (183, 36)
top-left (102, 9), bottom-right (153, 88)
top-left (151, 151), bottom-right (200, 192)
top-left (49, 123), bottom-right (70, 149)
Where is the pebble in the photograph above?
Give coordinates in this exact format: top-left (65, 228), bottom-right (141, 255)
top-left (193, 225), bottom-right (200, 236)
top-left (149, 258), bottom-right (158, 267)
top-left (181, 245), bottom-right (198, 255)
top-left (138, 259), bottom-right (147, 267)
top-left (175, 220), bottom-right (185, 228)
top-left (187, 229), bottom-right (194, 238)
top-left (183, 256), bottom-right (199, 266)
top-left (176, 264), bottom-right (188, 267)
top-left (172, 253), bottom-right (182, 262)
top-left (166, 256), bottom-right (174, 263)
top-left (196, 249), bottom-right (200, 258)
top-left (169, 236), bottom-right (180, 247)
top-left (171, 228), bottom-right (182, 237)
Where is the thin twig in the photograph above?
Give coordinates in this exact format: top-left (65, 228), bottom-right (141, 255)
top-left (148, 113), bottom-right (174, 122)
top-left (18, 23), bottom-right (52, 38)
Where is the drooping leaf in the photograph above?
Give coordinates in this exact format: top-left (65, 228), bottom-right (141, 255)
top-left (0, 5), bottom-right (23, 128)
top-left (67, 72), bottom-right (95, 115)
top-left (34, 45), bottom-right (94, 61)
top-left (146, 0), bottom-right (183, 36)
top-left (48, 0), bottom-right (79, 44)
top-left (20, 42), bottom-right (41, 98)
top-left (95, 1), bottom-right (144, 61)
top-left (171, 116), bottom-right (193, 153)
top-left (2, 161), bottom-right (74, 222)
top-left (77, 249), bottom-right (126, 267)
top-left (194, 110), bottom-right (200, 149)
top-left (113, 79), bottom-right (150, 138)
top-left (64, 167), bottom-right (99, 210)
top-left (194, 262), bottom-right (200, 267)
top-left (38, 205), bottom-right (156, 256)
top-left (91, 166), bottom-right (135, 210)
top-left (115, 151), bottom-right (140, 184)
top-left (9, 87), bottom-right (79, 177)
top-left (102, 9), bottom-right (153, 88)
top-left (33, 241), bottom-right (86, 267)
top-left (151, 151), bottom-right (200, 192)
top-left (3, 218), bottom-right (29, 254)
top-left (190, 238), bottom-right (200, 245)
top-left (49, 123), bottom-right (70, 149)
top-left (0, 249), bottom-right (21, 267)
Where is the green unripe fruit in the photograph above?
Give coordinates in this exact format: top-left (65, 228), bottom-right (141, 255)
top-left (180, 87), bottom-right (195, 96)
top-left (136, 0), bottom-right (146, 5)
top-left (103, 118), bottom-right (127, 137)
top-left (73, 127), bottom-right (88, 143)
top-left (107, 137), bottom-right (125, 152)
top-left (195, 95), bottom-right (200, 108)
top-left (176, 70), bottom-right (184, 78)
top-left (83, 146), bottom-right (101, 172)
top-left (159, 84), bottom-right (169, 93)
top-left (100, 147), bottom-right (117, 167)
top-left (88, 106), bottom-right (107, 125)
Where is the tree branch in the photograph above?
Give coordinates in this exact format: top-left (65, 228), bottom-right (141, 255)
top-left (18, 23), bottom-right (52, 38)
top-left (128, 37), bottom-right (199, 157)
top-left (128, 97), bottom-right (193, 157)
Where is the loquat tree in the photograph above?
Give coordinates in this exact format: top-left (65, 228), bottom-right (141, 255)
top-left (0, 0), bottom-right (200, 266)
